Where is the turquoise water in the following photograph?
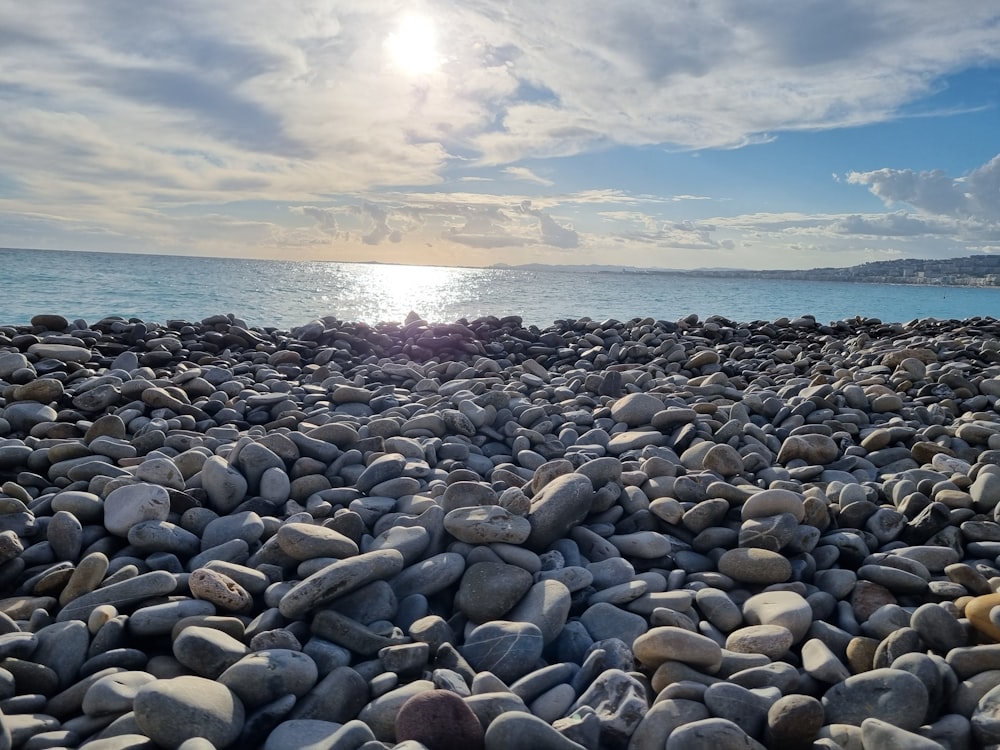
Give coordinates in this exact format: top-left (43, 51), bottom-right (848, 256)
top-left (2, 247), bottom-right (999, 329)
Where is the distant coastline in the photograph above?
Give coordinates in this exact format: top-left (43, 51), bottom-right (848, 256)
top-left (496, 254), bottom-right (1000, 288)
top-left (5, 246), bottom-right (1000, 289)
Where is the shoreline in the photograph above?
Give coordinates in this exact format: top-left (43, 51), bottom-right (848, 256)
top-left (3, 311), bottom-right (1000, 747)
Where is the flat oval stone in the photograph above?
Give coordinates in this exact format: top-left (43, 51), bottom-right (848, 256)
top-left (103, 483), bottom-right (171, 538)
top-left (133, 675), bottom-right (245, 748)
top-left (742, 591), bottom-right (812, 643)
top-left (634, 626), bottom-right (723, 672)
top-left (279, 549), bottom-right (405, 620)
top-left (82, 670), bottom-right (156, 717)
top-left (456, 562), bottom-right (534, 623)
top-left (505, 580), bottom-right (572, 645)
top-left (276, 522), bottom-right (359, 560)
top-left (821, 667), bottom-right (929, 730)
top-left (461, 621), bottom-right (544, 684)
top-left (172, 625), bottom-right (249, 679)
top-left (741, 489), bottom-right (806, 522)
top-left (444, 505), bottom-right (531, 544)
top-left (189, 568), bottom-right (253, 613)
top-left (725, 625), bottom-right (794, 661)
top-left (218, 649), bottom-right (318, 708)
top-left (718, 548), bottom-right (791, 584)
top-left (526, 473), bottom-right (594, 551)
top-left (396, 689), bottom-right (486, 750)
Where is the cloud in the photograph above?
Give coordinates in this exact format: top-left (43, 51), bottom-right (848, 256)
top-left (290, 205), bottom-right (340, 235)
top-left (831, 211), bottom-right (953, 236)
top-left (847, 154), bottom-right (1000, 221)
top-left (516, 200), bottom-right (579, 248)
top-left (502, 166), bottom-right (554, 186)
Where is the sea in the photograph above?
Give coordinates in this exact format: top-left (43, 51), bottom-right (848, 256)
top-left (2, 247), bottom-right (999, 330)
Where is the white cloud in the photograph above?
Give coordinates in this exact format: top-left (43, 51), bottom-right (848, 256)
top-left (502, 167), bottom-right (554, 186)
top-left (1, 2), bottom-right (998, 264)
top-left (831, 211), bottom-right (953, 236)
top-left (847, 154), bottom-right (1000, 221)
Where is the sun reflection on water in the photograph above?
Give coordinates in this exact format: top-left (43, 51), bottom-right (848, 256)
top-left (341, 263), bottom-right (473, 323)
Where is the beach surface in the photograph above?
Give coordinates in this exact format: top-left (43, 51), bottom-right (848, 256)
top-left (2, 310), bottom-right (1000, 748)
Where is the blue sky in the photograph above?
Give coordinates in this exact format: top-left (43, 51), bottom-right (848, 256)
top-left (1, 1), bottom-right (998, 269)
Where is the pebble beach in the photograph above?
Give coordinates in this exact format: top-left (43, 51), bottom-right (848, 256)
top-left (3, 310), bottom-right (1000, 749)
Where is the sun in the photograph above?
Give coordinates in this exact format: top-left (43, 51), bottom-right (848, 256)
top-left (385, 14), bottom-right (441, 75)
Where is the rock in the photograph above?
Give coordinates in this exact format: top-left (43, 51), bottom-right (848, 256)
top-left (444, 505), bottom-right (532, 544)
top-left (861, 717), bottom-right (947, 749)
top-left (610, 393), bottom-right (663, 427)
top-left (484, 711), bottom-right (587, 750)
top-left (765, 694), bottom-right (824, 749)
top-left (633, 627), bottom-right (722, 671)
top-left (82, 671), bottom-right (156, 717)
top-left (395, 689), bottom-right (485, 750)
top-left (279, 549), bottom-right (405, 620)
top-left (218, 650), bottom-right (318, 708)
top-left (461, 621), bottom-right (545, 684)
top-left (133, 675), bottom-right (245, 748)
top-left (505, 580), bottom-right (572, 645)
top-left (725, 625), bottom-right (794, 661)
top-left (821, 667), bottom-right (929, 730)
top-left (718, 549), bottom-right (791, 585)
top-left (357, 680), bottom-right (434, 742)
top-left (741, 591), bottom-right (812, 643)
top-left (665, 717), bottom-right (766, 749)
top-left (276, 522), bottom-right (359, 560)
top-left (526, 474), bottom-right (595, 551)
top-left (455, 562), bottom-right (534, 623)
top-left (172, 626), bottom-right (249, 679)
top-left (103, 483), bottom-right (171, 538)
top-left (568, 668), bottom-right (647, 748)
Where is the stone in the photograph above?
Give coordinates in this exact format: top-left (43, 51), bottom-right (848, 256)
top-left (505, 580), bottom-right (572, 645)
top-left (800, 638), bottom-right (851, 684)
top-left (103, 483), bottom-right (171, 537)
top-left (741, 489), bottom-right (806, 522)
top-left (821, 667), bottom-right (929, 730)
top-left (81, 671), bottom-right (156, 717)
top-left (765, 693), bottom-right (824, 749)
top-left (610, 393), bottom-right (663, 427)
top-left (172, 625), bottom-right (249, 679)
top-left (279, 549), bottom-right (405, 620)
top-left (395, 689), bottom-right (485, 750)
top-left (741, 591), bottom-right (812, 643)
top-left (455, 562), bottom-right (533, 623)
top-left (200, 456), bottom-right (249, 514)
top-left (461, 621), bottom-right (545, 684)
top-left (629, 698), bottom-right (711, 750)
top-left (357, 680), bottom-right (435, 742)
top-left (444, 505), bottom-right (531, 544)
top-left (276, 522), bottom-right (359, 560)
top-left (484, 711), bottom-right (587, 750)
top-left (633, 627), bottom-right (722, 672)
top-left (218, 649), bottom-right (318, 708)
top-left (132, 675), bottom-right (245, 749)
top-left (188, 568), bottom-right (253, 613)
top-left (568, 668), bottom-right (647, 748)
top-left (862, 717), bottom-right (948, 750)
top-left (525, 473), bottom-right (594, 551)
top-left (718, 548), bottom-right (791, 585)
top-left (665, 717), bottom-right (766, 749)
top-left (725, 625), bottom-right (794, 661)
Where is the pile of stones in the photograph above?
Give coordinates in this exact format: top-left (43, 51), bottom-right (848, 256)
top-left (1, 310), bottom-right (1000, 748)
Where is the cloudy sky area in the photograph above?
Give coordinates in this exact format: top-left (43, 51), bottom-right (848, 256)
top-left (1, 1), bottom-right (999, 269)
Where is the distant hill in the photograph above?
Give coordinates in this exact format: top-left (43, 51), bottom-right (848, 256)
top-left (493, 255), bottom-right (1000, 287)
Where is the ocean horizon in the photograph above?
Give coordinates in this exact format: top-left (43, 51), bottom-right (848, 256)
top-left (3, 246), bottom-right (999, 330)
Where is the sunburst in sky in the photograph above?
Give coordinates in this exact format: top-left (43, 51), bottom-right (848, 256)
top-left (0, 1), bottom-right (998, 269)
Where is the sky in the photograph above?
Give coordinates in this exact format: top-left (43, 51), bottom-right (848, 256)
top-left (1, 1), bottom-right (999, 270)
